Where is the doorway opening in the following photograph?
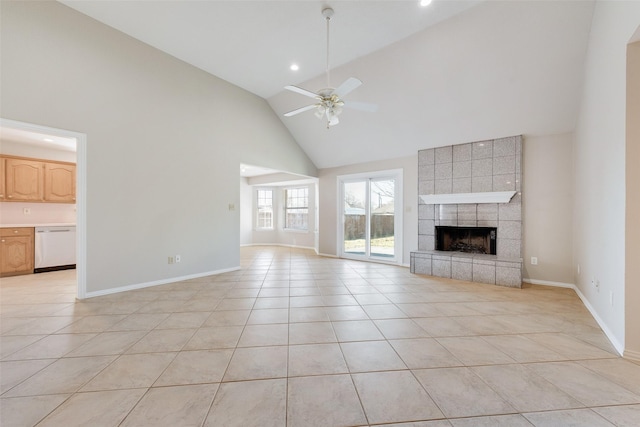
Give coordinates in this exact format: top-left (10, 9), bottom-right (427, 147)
top-left (0, 118), bottom-right (87, 298)
top-left (338, 169), bottom-right (403, 263)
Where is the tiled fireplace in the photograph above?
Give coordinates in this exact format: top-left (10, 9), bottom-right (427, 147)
top-left (410, 136), bottom-right (523, 287)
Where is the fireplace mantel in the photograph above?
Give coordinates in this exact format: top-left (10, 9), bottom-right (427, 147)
top-left (420, 191), bottom-right (517, 205)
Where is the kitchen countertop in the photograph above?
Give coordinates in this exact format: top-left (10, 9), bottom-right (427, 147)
top-left (0, 223), bottom-right (76, 228)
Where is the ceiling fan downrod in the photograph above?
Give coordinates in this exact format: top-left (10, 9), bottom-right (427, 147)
top-left (322, 7), bottom-right (334, 89)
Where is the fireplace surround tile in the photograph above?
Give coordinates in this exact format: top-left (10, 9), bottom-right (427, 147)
top-left (472, 158), bottom-right (493, 177)
top-left (493, 137), bottom-right (517, 157)
top-left (496, 266), bottom-right (522, 287)
top-left (497, 221), bottom-right (521, 240)
top-left (418, 235), bottom-right (435, 251)
top-left (477, 204), bottom-right (498, 221)
top-left (418, 220), bottom-right (435, 236)
top-left (438, 205), bottom-right (458, 221)
top-left (493, 156), bottom-right (516, 175)
top-left (472, 141), bottom-right (493, 159)
top-left (472, 262), bottom-right (496, 284)
top-left (419, 164), bottom-right (435, 181)
top-left (453, 143), bottom-right (472, 162)
top-left (419, 205), bottom-right (435, 220)
top-left (432, 258), bottom-right (452, 278)
top-left (435, 163), bottom-right (453, 179)
top-left (497, 238), bottom-right (521, 259)
top-left (451, 260), bottom-right (473, 281)
top-left (453, 161), bottom-right (472, 178)
top-left (435, 146), bottom-right (453, 164)
top-left (472, 176), bottom-right (493, 193)
top-left (419, 180), bottom-right (435, 195)
top-left (493, 174), bottom-right (516, 191)
top-left (419, 149), bottom-right (435, 165)
top-left (435, 179), bottom-right (453, 194)
top-left (452, 178), bottom-right (472, 193)
top-left (498, 202), bottom-right (521, 221)
top-left (414, 135), bottom-right (523, 288)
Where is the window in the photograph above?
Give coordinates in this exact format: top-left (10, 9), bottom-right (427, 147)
top-left (284, 187), bottom-right (309, 230)
top-left (256, 189), bottom-right (273, 229)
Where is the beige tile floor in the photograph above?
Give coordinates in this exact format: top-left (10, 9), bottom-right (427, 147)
top-left (1, 246), bottom-right (640, 426)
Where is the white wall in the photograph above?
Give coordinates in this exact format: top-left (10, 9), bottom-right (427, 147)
top-left (0, 1), bottom-right (316, 294)
top-left (318, 155), bottom-right (418, 265)
top-left (522, 134), bottom-right (574, 285)
top-left (239, 177), bottom-right (253, 246)
top-left (573, 0), bottom-right (640, 352)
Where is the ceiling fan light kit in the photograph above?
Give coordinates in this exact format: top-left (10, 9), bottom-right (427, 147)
top-left (284, 6), bottom-right (377, 128)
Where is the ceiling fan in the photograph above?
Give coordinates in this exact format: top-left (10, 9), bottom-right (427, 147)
top-left (284, 7), bottom-right (378, 128)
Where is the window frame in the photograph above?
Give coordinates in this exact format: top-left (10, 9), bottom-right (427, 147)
top-left (255, 188), bottom-right (274, 230)
top-left (283, 187), bottom-right (309, 231)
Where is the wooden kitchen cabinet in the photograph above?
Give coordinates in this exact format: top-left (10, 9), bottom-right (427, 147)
top-left (44, 162), bottom-right (76, 203)
top-left (0, 155), bottom-right (76, 203)
top-left (4, 158), bottom-right (44, 202)
top-left (0, 227), bottom-right (34, 277)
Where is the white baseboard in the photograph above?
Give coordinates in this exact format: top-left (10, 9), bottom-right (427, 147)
top-left (522, 278), bottom-right (624, 357)
top-left (317, 252), bottom-right (338, 258)
top-left (522, 278), bottom-right (575, 288)
top-left (572, 286), bottom-right (624, 356)
top-left (83, 267), bottom-right (240, 299)
top-left (624, 349), bottom-right (640, 362)
top-left (241, 243), bottom-right (316, 251)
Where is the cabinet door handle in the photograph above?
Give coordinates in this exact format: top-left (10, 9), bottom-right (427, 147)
top-left (1, 240), bottom-right (4, 243)
top-left (7, 195), bottom-right (12, 198)
top-left (14, 230), bottom-right (18, 233)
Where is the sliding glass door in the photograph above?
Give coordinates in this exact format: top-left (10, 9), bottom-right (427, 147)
top-left (339, 170), bottom-right (402, 263)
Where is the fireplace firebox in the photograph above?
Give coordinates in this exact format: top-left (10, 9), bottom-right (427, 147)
top-left (436, 226), bottom-right (497, 255)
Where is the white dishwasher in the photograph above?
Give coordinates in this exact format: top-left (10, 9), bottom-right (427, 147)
top-left (35, 226), bottom-right (76, 272)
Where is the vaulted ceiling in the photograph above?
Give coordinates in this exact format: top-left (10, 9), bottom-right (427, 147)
top-left (60, 0), bottom-right (595, 169)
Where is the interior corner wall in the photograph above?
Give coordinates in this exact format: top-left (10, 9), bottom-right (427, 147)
top-left (573, 1), bottom-right (640, 351)
top-left (0, 1), bottom-right (316, 294)
top-left (625, 40), bottom-right (640, 359)
top-left (318, 155), bottom-right (418, 265)
top-left (240, 178), bottom-right (253, 246)
top-left (521, 133), bottom-right (574, 285)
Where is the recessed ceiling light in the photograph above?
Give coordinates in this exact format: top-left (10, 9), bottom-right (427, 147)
top-left (420, 0), bottom-right (433, 7)
top-left (290, 63), bottom-right (299, 71)
top-left (43, 138), bottom-right (54, 142)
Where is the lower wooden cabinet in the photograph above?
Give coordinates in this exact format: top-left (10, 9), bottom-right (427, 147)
top-left (0, 227), bottom-right (34, 277)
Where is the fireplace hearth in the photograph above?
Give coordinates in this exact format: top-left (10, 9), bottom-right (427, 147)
top-left (436, 226), bottom-right (497, 255)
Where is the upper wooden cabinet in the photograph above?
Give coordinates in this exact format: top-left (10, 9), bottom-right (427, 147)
top-left (44, 162), bottom-right (76, 203)
top-left (0, 155), bottom-right (76, 203)
top-left (5, 158), bottom-right (44, 202)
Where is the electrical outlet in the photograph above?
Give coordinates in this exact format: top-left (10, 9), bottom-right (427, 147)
top-left (168, 256), bottom-right (175, 264)
top-left (175, 255), bottom-right (181, 263)
top-left (228, 203), bottom-right (235, 211)
top-left (530, 257), bottom-right (538, 265)
top-left (23, 208), bottom-right (31, 215)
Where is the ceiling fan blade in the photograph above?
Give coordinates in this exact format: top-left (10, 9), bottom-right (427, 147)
top-left (284, 85), bottom-right (320, 99)
top-left (334, 77), bottom-right (362, 98)
top-left (284, 104), bottom-right (318, 117)
top-left (344, 101), bottom-right (378, 113)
